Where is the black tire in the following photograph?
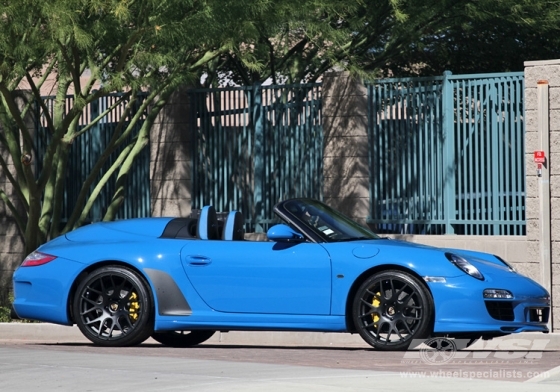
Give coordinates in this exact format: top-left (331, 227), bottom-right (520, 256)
top-left (151, 330), bottom-right (216, 347)
top-left (73, 266), bottom-right (154, 347)
top-left (352, 270), bottom-right (433, 351)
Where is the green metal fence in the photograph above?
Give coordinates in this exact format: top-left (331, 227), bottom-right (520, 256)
top-left (35, 92), bottom-right (150, 223)
top-left (32, 73), bottom-right (525, 236)
top-left (189, 83), bottom-right (323, 232)
top-left (367, 71), bottom-right (525, 235)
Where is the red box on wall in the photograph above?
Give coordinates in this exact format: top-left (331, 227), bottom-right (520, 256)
top-left (534, 151), bottom-right (546, 163)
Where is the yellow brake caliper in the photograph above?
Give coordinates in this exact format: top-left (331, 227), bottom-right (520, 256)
top-left (129, 292), bottom-right (140, 322)
top-left (371, 292), bottom-right (381, 325)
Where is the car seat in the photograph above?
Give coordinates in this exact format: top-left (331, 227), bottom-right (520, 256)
top-left (196, 205), bottom-right (220, 240)
top-left (221, 211), bottom-right (245, 240)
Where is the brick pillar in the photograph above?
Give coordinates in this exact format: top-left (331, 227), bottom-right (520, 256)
top-left (322, 72), bottom-right (370, 225)
top-left (150, 87), bottom-right (193, 217)
top-left (0, 144), bottom-right (25, 305)
top-left (0, 91), bottom-right (34, 306)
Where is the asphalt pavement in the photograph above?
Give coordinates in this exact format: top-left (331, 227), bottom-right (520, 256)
top-left (1, 323), bottom-right (560, 391)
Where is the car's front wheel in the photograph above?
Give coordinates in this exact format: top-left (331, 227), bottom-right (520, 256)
top-left (352, 270), bottom-right (433, 351)
top-left (151, 330), bottom-right (216, 347)
top-left (73, 266), bottom-right (154, 347)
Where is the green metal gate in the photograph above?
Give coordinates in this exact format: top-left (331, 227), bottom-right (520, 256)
top-left (189, 83), bottom-right (323, 232)
top-left (367, 71), bottom-right (525, 235)
top-left (35, 92), bottom-right (150, 223)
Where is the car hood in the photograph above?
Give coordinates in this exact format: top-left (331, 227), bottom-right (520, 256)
top-left (370, 238), bottom-right (509, 267)
top-left (338, 238), bottom-right (516, 278)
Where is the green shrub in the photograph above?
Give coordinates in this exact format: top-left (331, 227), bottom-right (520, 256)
top-left (0, 293), bottom-right (41, 323)
top-left (0, 305), bottom-right (10, 323)
top-left (0, 293), bottom-right (15, 323)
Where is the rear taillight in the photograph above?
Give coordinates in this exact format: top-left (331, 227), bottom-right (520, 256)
top-left (21, 251), bottom-right (57, 267)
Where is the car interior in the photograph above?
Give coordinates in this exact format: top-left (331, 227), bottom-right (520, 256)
top-left (160, 206), bottom-right (245, 241)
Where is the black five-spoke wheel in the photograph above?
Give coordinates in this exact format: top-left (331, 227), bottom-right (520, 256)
top-left (151, 330), bottom-right (216, 347)
top-left (73, 266), bottom-right (154, 347)
top-left (352, 270), bottom-right (433, 351)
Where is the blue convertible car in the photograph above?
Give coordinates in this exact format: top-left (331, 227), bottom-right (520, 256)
top-left (12, 198), bottom-right (550, 350)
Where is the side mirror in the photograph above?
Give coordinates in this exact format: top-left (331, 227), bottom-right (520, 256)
top-left (267, 224), bottom-right (304, 242)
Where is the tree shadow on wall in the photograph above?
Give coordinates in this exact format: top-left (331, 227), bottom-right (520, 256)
top-left (322, 73), bottom-right (371, 217)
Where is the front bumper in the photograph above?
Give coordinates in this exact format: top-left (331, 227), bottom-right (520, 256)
top-left (428, 273), bottom-right (550, 335)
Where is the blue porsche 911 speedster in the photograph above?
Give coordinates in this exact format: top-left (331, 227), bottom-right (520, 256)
top-left (12, 198), bottom-right (550, 350)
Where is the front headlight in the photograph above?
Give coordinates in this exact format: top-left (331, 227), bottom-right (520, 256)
top-left (494, 255), bottom-right (517, 272)
top-left (445, 252), bottom-right (484, 280)
top-left (483, 289), bottom-right (513, 299)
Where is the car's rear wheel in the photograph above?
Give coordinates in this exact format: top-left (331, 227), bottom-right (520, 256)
top-left (352, 270), bottom-right (433, 351)
top-left (151, 330), bottom-right (215, 347)
top-left (73, 266), bottom-right (154, 347)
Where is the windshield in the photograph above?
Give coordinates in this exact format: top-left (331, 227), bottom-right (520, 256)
top-left (281, 199), bottom-right (379, 243)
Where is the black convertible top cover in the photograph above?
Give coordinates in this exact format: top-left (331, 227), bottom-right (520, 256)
top-left (160, 218), bottom-right (197, 239)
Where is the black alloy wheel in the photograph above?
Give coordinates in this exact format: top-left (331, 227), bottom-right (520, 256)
top-left (73, 266), bottom-right (154, 347)
top-left (352, 270), bottom-right (433, 351)
top-left (151, 330), bottom-right (216, 347)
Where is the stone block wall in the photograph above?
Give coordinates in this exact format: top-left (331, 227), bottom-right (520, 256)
top-left (0, 91), bottom-right (34, 306)
top-left (525, 59), bottom-right (560, 330)
top-left (0, 131), bottom-right (25, 305)
top-left (322, 73), bottom-right (370, 224)
top-left (150, 87), bottom-right (193, 218)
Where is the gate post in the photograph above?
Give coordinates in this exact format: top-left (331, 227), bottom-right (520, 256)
top-left (537, 80), bottom-right (552, 331)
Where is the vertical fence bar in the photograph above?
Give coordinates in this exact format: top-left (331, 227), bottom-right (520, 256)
top-left (457, 79), bottom-right (465, 232)
top-left (518, 77), bottom-right (526, 234)
top-left (473, 82), bottom-right (481, 234)
top-left (490, 80), bottom-right (500, 234)
top-left (442, 71), bottom-right (456, 234)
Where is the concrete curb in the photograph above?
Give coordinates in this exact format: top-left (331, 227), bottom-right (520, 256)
top-left (0, 323), bottom-right (369, 347)
top-left (1, 323), bottom-right (559, 349)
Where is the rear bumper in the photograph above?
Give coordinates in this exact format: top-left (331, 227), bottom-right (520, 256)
top-left (10, 305), bottom-right (20, 320)
top-left (12, 256), bottom-right (84, 325)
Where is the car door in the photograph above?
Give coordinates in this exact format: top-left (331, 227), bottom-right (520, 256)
top-left (181, 240), bottom-right (332, 315)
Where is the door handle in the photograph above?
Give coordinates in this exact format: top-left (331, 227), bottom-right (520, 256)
top-left (185, 255), bottom-right (212, 266)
